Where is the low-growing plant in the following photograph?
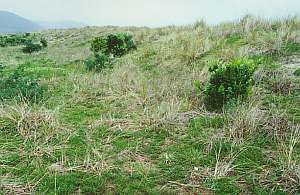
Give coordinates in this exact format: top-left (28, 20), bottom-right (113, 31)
top-left (40, 38), bottom-right (48, 48)
top-left (0, 65), bottom-right (47, 102)
top-left (0, 33), bottom-right (32, 47)
top-left (203, 59), bottom-right (257, 111)
top-left (90, 36), bottom-right (108, 54)
top-left (283, 43), bottom-right (300, 55)
top-left (107, 33), bottom-right (136, 56)
top-left (87, 33), bottom-right (136, 72)
top-left (22, 42), bottom-right (43, 53)
top-left (91, 33), bottom-right (136, 57)
top-left (84, 52), bottom-right (113, 72)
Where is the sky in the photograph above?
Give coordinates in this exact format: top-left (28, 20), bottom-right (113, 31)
top-left (0, 0), bottom-right (300, 27)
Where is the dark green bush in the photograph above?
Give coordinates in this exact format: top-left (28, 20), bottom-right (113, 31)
top-left (84, 52), bottom-right (113, 72)
top-left (91, 33), bottom-right (136, 57)
top-left (0, 65), bottom-right (47, 102)
top-left (22, 42), bottom-right (43, 53)
top-left (203, 59), bottom-right (256, 111)
top-left (40, 38), bottom-right (48, 48)
top-left (87, 33), bottom-right (136, 72)
top-left (0, 33), bottom-right (32, 47)
top-left (107, 33), bottom-right (136, 56)
top-left (91, 36), bottom-right (108, 54)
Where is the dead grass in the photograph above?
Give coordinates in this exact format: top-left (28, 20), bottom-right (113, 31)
top-left (0, 101), bottom-right (62, 143)
top-left (226, 102), bottom-right (265, 142)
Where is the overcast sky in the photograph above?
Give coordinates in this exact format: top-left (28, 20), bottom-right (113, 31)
top-left (1, 0), bottom-right (299, 27)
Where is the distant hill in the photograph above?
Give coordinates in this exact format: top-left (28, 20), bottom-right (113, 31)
top-left (0, 11), bottom-right (41, 34)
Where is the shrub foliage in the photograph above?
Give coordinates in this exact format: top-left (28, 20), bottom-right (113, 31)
top-left (22, 38), bottom-right (47, 54)
top-left (85, 52), bottom-right (113, 72)
top-left (87, 33), bottom-right (136, 71)
top-left (91, 33), bottom-right (136, 57)
top-left (0, 33), bottom-right (31, 47)
top-left (0, 64), bottom-right (47, 102)
top-left (22, 42), bottom-right (43, 53)
top-left (0, 33), bottom-right (47, 53)
top-left (203, 59), bottom-right (256, 111)
top-left (40, 38), bottom-right (48, 48)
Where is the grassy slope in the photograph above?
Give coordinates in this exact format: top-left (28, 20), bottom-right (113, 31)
top-left (0, 16), bottom-right (300, 194)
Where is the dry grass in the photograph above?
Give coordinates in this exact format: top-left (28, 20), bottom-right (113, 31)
top-left (226, 102), bottom-right (265, 142)
top-left (0, 101), bottom-right (62, 143)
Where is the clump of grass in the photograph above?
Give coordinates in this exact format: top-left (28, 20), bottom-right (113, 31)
top-left (256, 68), bottom-right (294, 95)
top-left (294, 68), bottom-right (300, 76)
top-left (283, 42), bottom-right (300, 55)
top-left (190, 115), bottom-right (225, 129)
top-left (263, 110), bottom-right (291, 140)
top-left (0, 103), bottom-right (61, 142)
top-left (226, 102), bottom-right (265, 141)
top-left (259, 125), bottom-right (300, 193)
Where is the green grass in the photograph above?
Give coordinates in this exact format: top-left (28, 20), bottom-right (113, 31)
top-left (294, 68), bottom-right (300, 76)
top-left (283, 43), bottom-right (300, 55)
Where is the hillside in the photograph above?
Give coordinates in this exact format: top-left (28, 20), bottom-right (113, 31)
top-left (0, 11), bottom-right (40, 34)
top-left (0, 16), bottom-right (299, 194)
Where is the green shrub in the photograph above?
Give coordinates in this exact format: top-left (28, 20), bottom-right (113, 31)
top-left (40, 38), bottom-right (48, 48)
top-left (0, 33), bottom-right (32, 47)
top-left (22, 42), bottom-right (43, 53)
top-left (107, 33), bottom-right (136, 56)
top-left (203, 59), bottom-right (256, 111)
top-left (91, 33), bottom-right (136, 57)
top-left (91, 36), bottom-right (108, 54)
top-left (87, 33), bottom-right (136, 72)
top-left (0, 65), bottom-right (47, 102)
top-left (84, 52), bottom-right (113, 72)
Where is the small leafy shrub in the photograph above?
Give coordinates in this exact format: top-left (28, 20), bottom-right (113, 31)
top-left (203, 59), bottom-right (256, 111)
top-left (84, 52), bottom-right (113, 72)
top-left (87, 33), bottom-right (136, 72)
top-left (91, 33), bottom-right (136, 57)
top-left (90, 36), bottom-right (108, 54)
top-left (22, 42), bottom-right (43, 53)
top-left (0, 65), bottom-right (47, 102)
top-left (40, 38), bottom-right (48, 48)
top-left (107, 33), bottom-right (136, 56)
top-left (0, 33), bottom-right (32, 47)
